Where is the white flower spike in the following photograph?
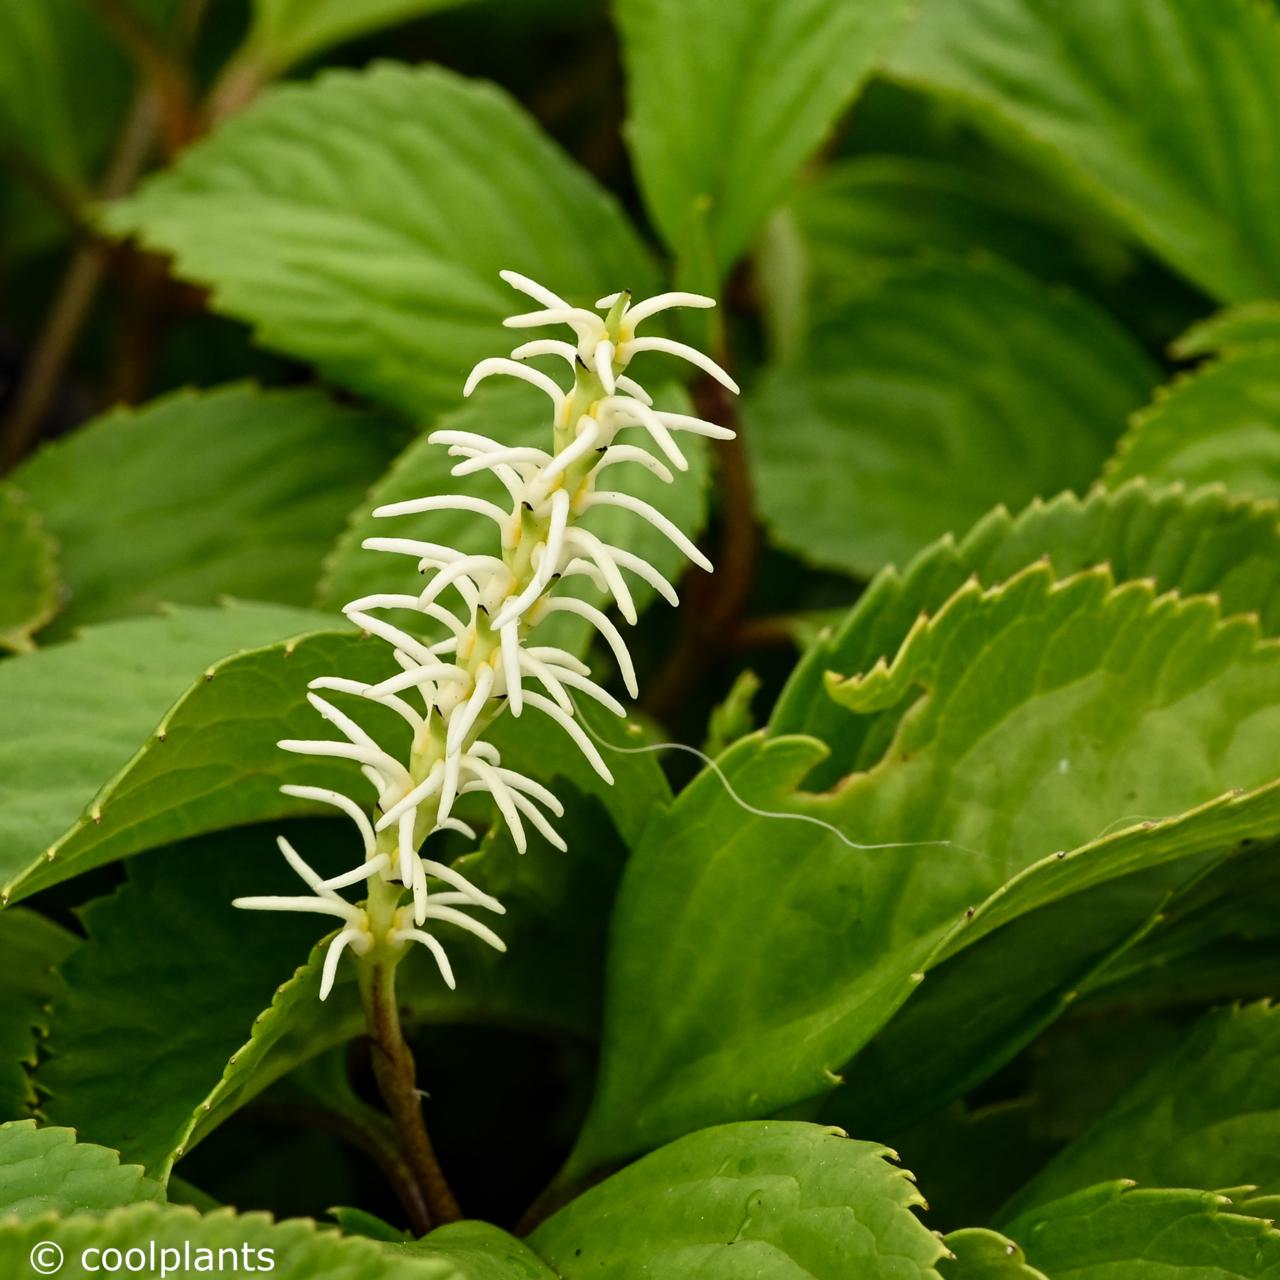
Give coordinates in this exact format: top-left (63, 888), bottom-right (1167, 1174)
top-left (237, 272), bottom-right (737, 999)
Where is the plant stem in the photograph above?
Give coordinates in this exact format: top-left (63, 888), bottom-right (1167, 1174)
top-left (0, 90), bottom-right (160, 470)
top-left (85, 0), bottom-right (198, 156)
top-left (358, 932), bottom-right (461, 1229)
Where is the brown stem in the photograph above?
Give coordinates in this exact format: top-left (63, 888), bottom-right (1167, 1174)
top-left (361, 960), bottom-right (461, 1228)
top-left (85, 0), bottom-right (198, 156)
top-left (0, 90), bottom-right (161, 470)
top-left (643, 376), bottom-right (756, 720)
top-left (243, 1098), bottom-right (430, 1235)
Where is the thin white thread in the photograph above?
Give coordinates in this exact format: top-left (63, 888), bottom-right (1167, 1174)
top-left (570, 700), bottom-right (1166, 861)
top-left (571, 702), bottom-right (957, 853)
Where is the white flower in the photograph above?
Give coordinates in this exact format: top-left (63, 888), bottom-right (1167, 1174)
top-left (236, 272), bottom-right (738, 999)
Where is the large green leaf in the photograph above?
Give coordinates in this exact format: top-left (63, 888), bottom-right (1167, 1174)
top-left (772, 482), bottom-right (1280, 789)
top-left (0, 1203), bottom-right (468, 1278)
top-left (104, 63), bottom-right (655, 420)
top-left (1106, 349), bottom-right (1280, 499)
top-left (0, 604), bottom-right (377, 904)
top-left (886, 0), bottom-right (1280, 302)
top-left (14, 385), bottom-right (404, 634)
top-left (1004, 1182), bottom-right (1280, 1279)
top-left (747, 257), bottom-right (1157, 576)
top-left (318, 382), bottom-right (708, 653)
top-left (565, 563), bottom-right (1280, 1174)
top-left (617, 0), bottom-right (910, 282)
top-left (1002, 1003), bottom-right (1280, 1220)
top-left (241, 0), bottom-right (475, 75)
top-left (0, 483), bottom-right (59, 654)
top-left (531, 1122), bottom-right (945, 1279)
top-left (0, 911), bottom-right (75, 1121)
top-left (763, 155), bottom-right (1133, 353)
top-left (0, 1122), bottom-right (163, 1220)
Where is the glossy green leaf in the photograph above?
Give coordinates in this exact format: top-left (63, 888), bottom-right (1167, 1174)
top-left (0, 604), bottom-right (378, 904)
top-left (14, 385), bottom-right (404, 634)
top-left (318, 382), bottom-right (708, 655)
top-left (532, 1122), bottom-right (945, 1279)
top-left (887, 0), bottom-right (1280, 302)
top-left (104, 63), bottom-right (655, 419)
top-left (242, 0), bottom-right (474, 75)
top-left (747, 257), bottom-right (1157, 576)
top-left (1003, 1002), bottom-right (1280, 1221)
top-left (0, 911), bottom-right (75, 1121)
top-left (567, 563), bottom-right (1280, 1174)
top-left (0, 1203), bottom-right (467, 1278)
top-left (0, 483), bottom-right (59, 654)
top-left (1005, 1182), bottom-right (1280, 1279)
top-left (617, 0), bottom-right (910, 281)
top-left (1106, 349), bottom-right (1280, 499)
top-left (1175, 303), bottom-right (1280, 359)
top-left (0, 1122), bottom-right (163, 1220)
top-left (939, 1228), bottom-right (1047, 1280)
top-left (773, 482), bottom-right (1280, 789)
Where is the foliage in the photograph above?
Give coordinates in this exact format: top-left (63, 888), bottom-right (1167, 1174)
top-left (2, 0), bottom-right (1279, 1274)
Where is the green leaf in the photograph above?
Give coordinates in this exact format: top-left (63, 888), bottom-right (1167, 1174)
top-left (1106, 349), bottom-right (1280, 499)
top-left (1081, 840), bottom-right (1280, 1013)
top-left (318, 382), bottom-right (708, 655)
top-left (772, 482), bottom-right (1280, 790)
top-left (0, 911), bottom-right (76, 1121)
top-left (0, 1122), bottom-right (163, 1220)
top-left (104, 63), bottom-right (656, 420)
top-left (1175, 303), bottom-right (1280, 359)
top-left (747, 257), bottom-right (1158, 576)
top-left (1002, 1002), bottom-right (1280, 1221)
top-left (0, 1203), bottom-right (467, 1278)
top-left (0, 483), bottom-right (59, 654)
top-left (242, 0), bottom-right (475, 75)
top-left (764, 155), bottom-right (1134, 352)
top-left (531, 1122), bottom-right (945, 1279)
top-left (617, 0), bottom-right (911, 282)
top-left (0, 604), bottom-right (381, 904)
top-left (939, 1228), bottom-right (1047, 1280)
top-left (886, 0), bottom-right (1280, 302)
top-left (566, 563), bottom-right (1280, 1174)
top-left (826, 854), bottom-right (1192, 1138)
top-left (1004, 1182), bottom-right (1280, 1279)
top-left (415, 1222), bottom-right (554, 1280)
top-left (0, 0), bottom-right (139, 188)
top-left (13, 385), bottom-right (404, 635)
